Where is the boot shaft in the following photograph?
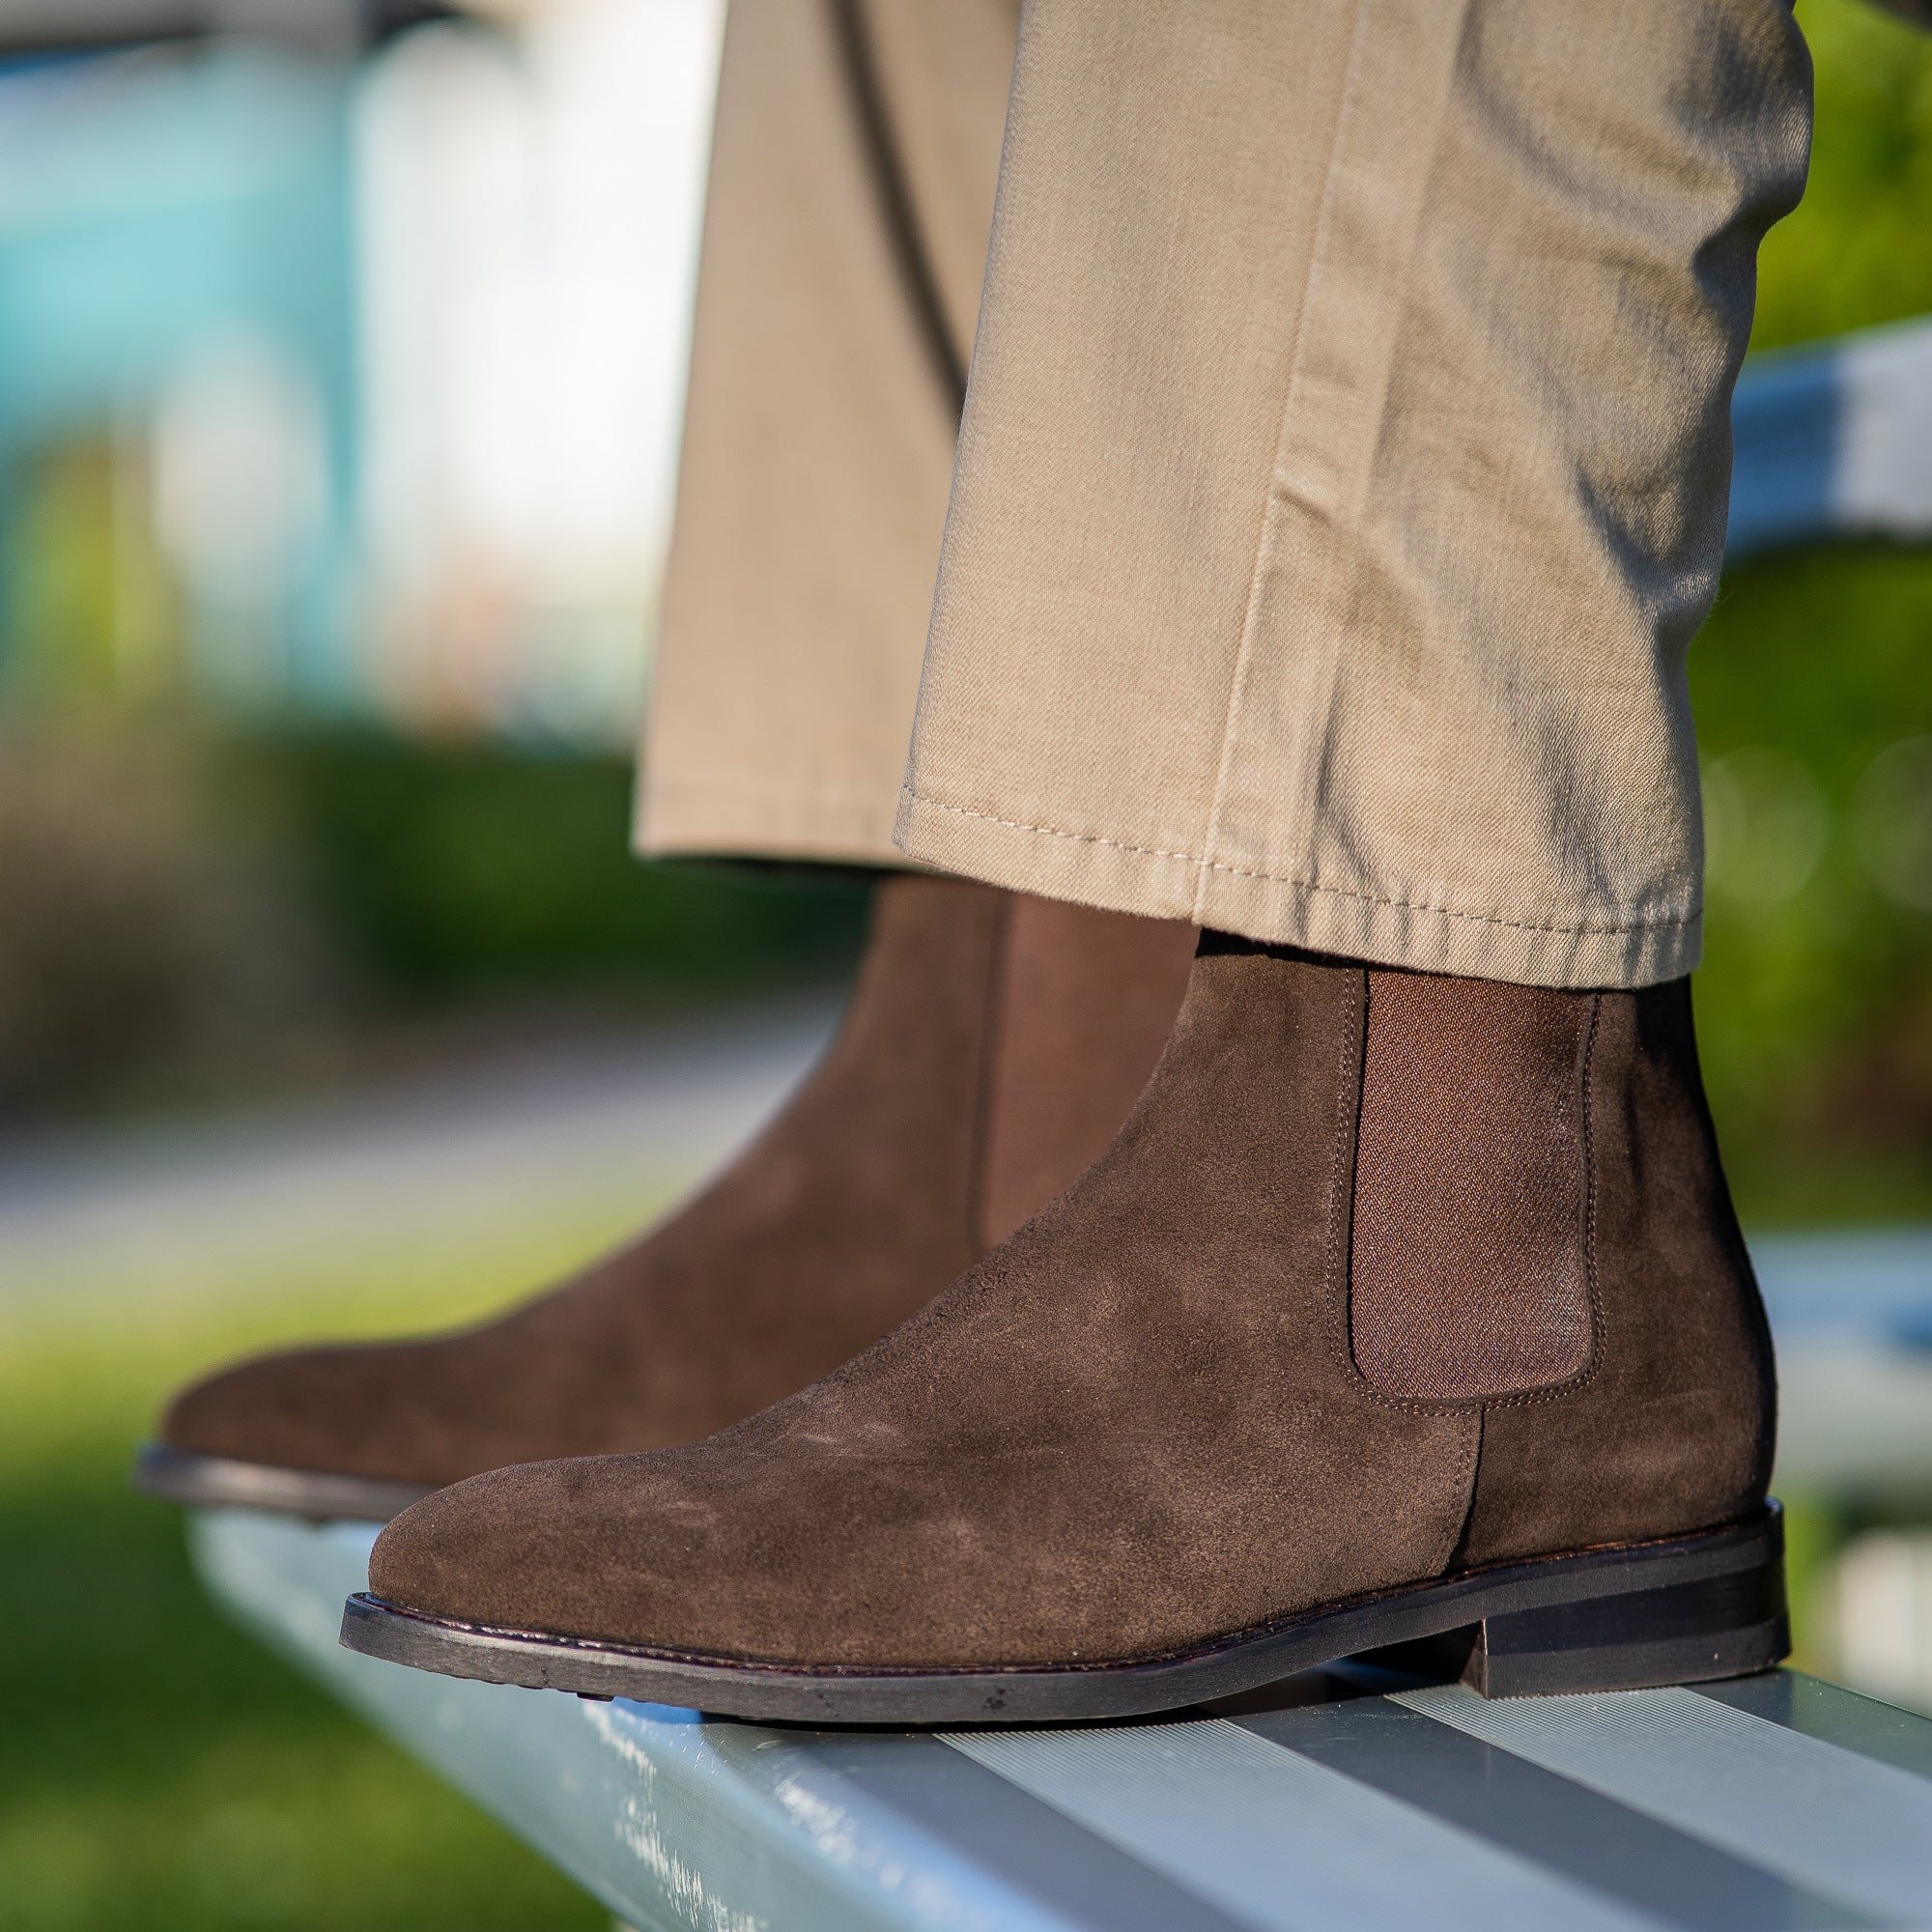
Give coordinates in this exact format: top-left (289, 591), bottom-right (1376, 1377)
top-left (1176, 939), bottom-right (1775, 1564)
top-left (807, 874), bottom-right (1197, 1259)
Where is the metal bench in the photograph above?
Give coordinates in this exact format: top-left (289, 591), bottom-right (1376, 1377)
top-left (1727, 313), bottom-right (1932, 556)
top-left (194, 1501), bottom-right (1932, 1932)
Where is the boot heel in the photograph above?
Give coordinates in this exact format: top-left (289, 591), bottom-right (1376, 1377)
top-left (1358, 1516), bottom-right (1790, 1698)
top-left (1458, 1553), bottom-right (1788, 1698)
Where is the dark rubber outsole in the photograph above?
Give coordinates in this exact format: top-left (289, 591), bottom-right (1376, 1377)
top-left (338, 1503), bottom-right (1788, 1722)
top-left (133, 1442), bottom-right (436, 1523)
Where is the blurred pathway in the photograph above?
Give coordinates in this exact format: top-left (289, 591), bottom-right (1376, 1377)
top-left (0, 998), bottom-right (838, 1306)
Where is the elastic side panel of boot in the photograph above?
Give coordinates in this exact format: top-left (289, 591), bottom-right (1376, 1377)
top-left (1350, 971), bottom-right (1596, 1402)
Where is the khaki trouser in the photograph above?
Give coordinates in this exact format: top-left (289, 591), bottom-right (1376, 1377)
top-left (638, 0), bottom-right (1812, 989)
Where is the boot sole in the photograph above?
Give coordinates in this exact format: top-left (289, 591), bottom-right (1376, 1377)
top-left (133, 1442), bottom-right (435, 1523)
top-left (337, 1503), bottom-right (1787, 1722)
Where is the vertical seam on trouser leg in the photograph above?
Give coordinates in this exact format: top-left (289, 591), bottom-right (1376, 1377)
top-left (1192, 0), bottom-right (1474, 923)
top-left (1190, 0), bottom-right (1368, 925)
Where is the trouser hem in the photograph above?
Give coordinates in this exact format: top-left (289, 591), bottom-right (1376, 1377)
top-left (894, 787), bottom-right (1700, 990)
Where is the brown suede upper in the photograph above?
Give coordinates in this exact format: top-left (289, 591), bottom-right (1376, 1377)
top-left (160, 877), bottom-right (1196, 1487)
top-left (367, 944), bottom-right (1772, 1670)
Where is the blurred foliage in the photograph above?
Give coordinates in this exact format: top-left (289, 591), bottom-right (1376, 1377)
top-left (1, 440), bottom-right (180, 711)
top-left (219, 727), bottom-right (868, 1003)
top-left (1753, 0), bottom-right (1932, 350)
top-left (1778, 1493), bottom-right (1844, 1674)
top-left (1691, 546), bottom-right (1932, 1223)
top-left (1684, 0), bottom-right (1932, 1223)
top-left (0, 716), bottom-right (868, 1116)
top-left (0, 721), bottom-right (321, 1113)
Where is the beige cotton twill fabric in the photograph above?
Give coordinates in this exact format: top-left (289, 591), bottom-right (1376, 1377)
top-left (636, 0), bottom-right (1017, 866)
top-left (896, 0), bottom-right (1814, 987)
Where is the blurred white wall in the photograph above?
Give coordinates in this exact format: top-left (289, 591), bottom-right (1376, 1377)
top-left (354, 0), bottom-right (723, 744)
top-left (1833, 1531), bottom-right (1932, 1716)
top-left (154, 326), bottom-right (329, 701)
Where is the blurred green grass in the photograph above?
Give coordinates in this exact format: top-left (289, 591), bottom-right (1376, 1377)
top-left (0, 1202), bottom-right (670, 1932)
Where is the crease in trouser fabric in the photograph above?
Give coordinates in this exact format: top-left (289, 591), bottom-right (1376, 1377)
top-left (826, 0), bottom-right (972, 414)
top-left (896, 0), bottom-right (1813, 988)
top-left (1194, 0), bottom-right (1471, 935)
top-left (635, 0), bottom-right (1015, 867)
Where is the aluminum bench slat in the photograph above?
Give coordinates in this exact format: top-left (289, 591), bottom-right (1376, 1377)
top-left (191, 1508), bottom-right (1932, 1932)
top-left (1728, 315), bottom-right (1932, 556)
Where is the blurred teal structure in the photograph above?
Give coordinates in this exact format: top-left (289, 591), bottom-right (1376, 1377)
top-left (0, 43), bottom-right (359, 703)
top-left (0, 6), bottom-right (715, 743)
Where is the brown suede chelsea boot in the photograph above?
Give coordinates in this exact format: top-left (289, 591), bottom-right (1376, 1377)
top-left (135, 875), bottom-right (1196, 1520)
top-left (344, 936), bottom-right (1788, 1719)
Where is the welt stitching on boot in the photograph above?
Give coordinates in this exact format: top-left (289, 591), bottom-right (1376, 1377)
top-left (1350, 971), bottom-right (1600, 1401)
